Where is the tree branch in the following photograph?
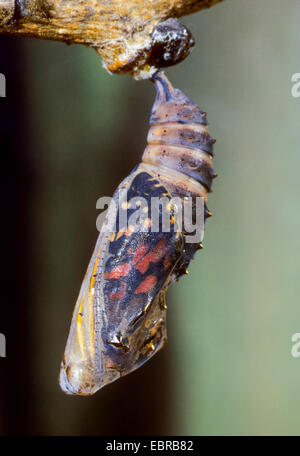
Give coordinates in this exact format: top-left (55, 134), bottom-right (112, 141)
top-left (0, 0), bottom-right (223, 77)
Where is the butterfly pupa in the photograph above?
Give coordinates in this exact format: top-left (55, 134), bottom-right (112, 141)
top-left (59, 71), bottom-right (216, 395)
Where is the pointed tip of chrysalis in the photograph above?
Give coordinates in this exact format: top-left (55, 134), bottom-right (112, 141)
top-left (151, 71), bottom-right (174, 102)
top-left (149, 71), bottom-right (208, 126)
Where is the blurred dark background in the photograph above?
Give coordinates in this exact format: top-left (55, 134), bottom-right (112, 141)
top-left (1, 0), bottom-right (300, 435)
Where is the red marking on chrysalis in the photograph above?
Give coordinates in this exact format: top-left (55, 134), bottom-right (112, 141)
top-left (135, 239), bottom-right (168, 274)
top-left (134, 275), bottom-right (158, 294)
top-left (132, 245), bottom-right (149, 265)
top-left (104, 263), bottom-right (131, 280)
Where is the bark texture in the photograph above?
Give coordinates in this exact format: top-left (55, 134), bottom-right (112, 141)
top-left (0, 0), bottom-right (223, 77)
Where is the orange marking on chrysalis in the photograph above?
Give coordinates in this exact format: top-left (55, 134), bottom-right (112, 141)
top-left (104, 263), bottom-right (131, 280)
top-left (124, 225), bottom-right (136, 237)
top-left (116, 228), bottom-right (126, 241)
top-left (144, 218), bottom-right (152, 228)
top-left (135, 239), bottom-right (168, 274)
top-left (109, 282), bottom-right (127, 300)
top-left (134, 275), bottom-right (158, 294)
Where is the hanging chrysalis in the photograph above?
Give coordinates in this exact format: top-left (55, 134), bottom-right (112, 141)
top-left (59, 71), bottom-right (216, 395)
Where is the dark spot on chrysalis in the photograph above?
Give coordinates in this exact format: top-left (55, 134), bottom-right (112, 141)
top-left (149, 18), bottom-right (195, 68)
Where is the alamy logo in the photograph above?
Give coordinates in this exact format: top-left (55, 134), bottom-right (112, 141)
top-left (96, 193), bottom-right (205, 244)
top-left (291, 333), bottom-right (300, 358)
top-left (0, 333), bottom-right (6, 357)
top-left (291, 73), bottom-right (300, 98)
top-left (0, 73), bottom-right (6, 97)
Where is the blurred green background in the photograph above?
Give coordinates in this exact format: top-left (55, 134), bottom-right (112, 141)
top-left (1, 0), bottom-right (300, 436)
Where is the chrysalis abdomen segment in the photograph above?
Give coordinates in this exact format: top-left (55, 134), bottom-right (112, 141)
top-left (148, 122), bottom-right (214, 155)
top-left (143, 72), bottom-right (215, 193)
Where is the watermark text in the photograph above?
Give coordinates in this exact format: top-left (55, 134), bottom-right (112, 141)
top-left (291, 73), bottom-right (300, 98)
top-left (0, 73), bottom-right (6, 98)
top-left (0, 333), bottom-right (6, 357)
top-left (96, 193), bottom-right (205, 244)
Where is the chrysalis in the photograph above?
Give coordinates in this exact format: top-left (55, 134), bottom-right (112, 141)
top-left (59, 72), bottom-right (216, 395)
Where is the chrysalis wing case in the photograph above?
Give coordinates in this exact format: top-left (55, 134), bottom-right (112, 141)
top-left (59, 72), bottom-right (216, 396)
